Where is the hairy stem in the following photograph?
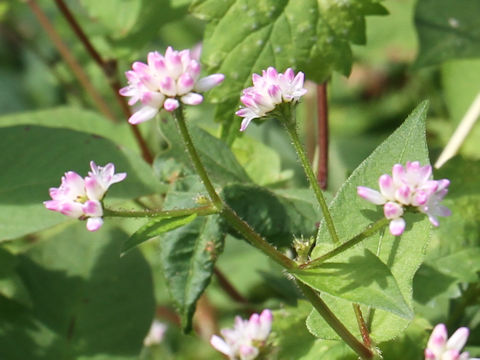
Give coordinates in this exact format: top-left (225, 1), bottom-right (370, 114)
top-left (173, 109), bottom-right (223, 208)
top-left (172, 108), bottom-right (297, 270)
top-left (103, 205), bottom-right (218, 218)
top-left (53, 0), bottom-right (153, 164)
top-left (353, 304), bottom-right (372, 349)
top-left (284, 117), bottom-right (339, 245)
top-left (300, 218), bottom-right (389, 269)
top-left (296, 281), bottom-right (373, 359)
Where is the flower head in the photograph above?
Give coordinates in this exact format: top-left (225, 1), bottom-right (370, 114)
top-left (236, 67), bottom-right (307, 131)
top-left (120, 46), bottom-right (224, 124)
top-left (357, 162), bottom-right (450, 236)
top-left (425, 324), bottom-right (479, 360)
top-left (44, 161), bottom-right (126, 231)
top-left (210, 309), bottom-right (273, 360)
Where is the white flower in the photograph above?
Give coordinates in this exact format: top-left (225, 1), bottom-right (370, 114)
top-left (425, 324), bottom-right (479, 360)
top-left (210, 309), bottom-right (273, 360)
top-left (357, 162), bottom-right (450, 236)
top-left (236, 67), bottom-right (307, 131)
top-left (44, 162), bottom-right (126, 232)
top-left (120, 46), bottom-right (224, 124)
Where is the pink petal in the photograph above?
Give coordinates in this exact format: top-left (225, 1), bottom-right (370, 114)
top-left (383, 202), bottom-right (403, 219)
top-left (389, 218), bottom-right (406, 236)
top-left (447, 327), bottom-right (469, 352)
top-left (86, 217), bottom-right (103, 232)
top-left (181, 92), bottom-right (203, 106)
top-left (128, 106), bottom-right (159, 124)
top-left (163, 98), bottom-right (180, 112)
top-left (195, 74), bottom-right (225, 92)
top-left (210, 335), bottom-right (233, 357)
top-left (357, 186), bottom-right (385, 205)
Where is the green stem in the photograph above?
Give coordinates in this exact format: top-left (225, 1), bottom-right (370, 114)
top-left (172, 107), bottom-right (296, 270)
top-left (284, 118), bottom-right (339, 245)
top-left (172, 106), bottom-right (370, 358)
top-left (296, 281), bottom-right (373, 359)
top-left (221, 206), bottom-right (297, 270)
top-left (103, 205), bottom-right (218, 218)
top-left (173, 108), bottom-right (223, 209)
top-left (301, 218), bottom-right (389, 269)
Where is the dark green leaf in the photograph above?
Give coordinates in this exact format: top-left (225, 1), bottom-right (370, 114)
top-left (0, 125), bottom-right (166, 240)
top-left (0, 247), bottom-right (31, 307)
top-left (157, 118), bottom-right (251, 185)
top-left (221, 184), bottom-right (321, 247)
top-left (414, 0), bottom-right (480, 68)
top-left (0, 223), bottom-right (155, 360)
top-left (159, 215), bottom-right (224, 332)
top-left (308, 102), bottom-right (431, 342)
top-left (122, 214), bottom-right (198, 255)
top-left (190, 0), bottom-right (386, 137)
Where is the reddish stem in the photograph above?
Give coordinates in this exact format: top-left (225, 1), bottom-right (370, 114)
top-left (26, 0), bottom-right (116, 122)
top-left (214, 267), bottom-right (249, 305)
top-left (53, 0), bottom-right (153, 164)
top-left (316, 83), bottom-right (329, 189)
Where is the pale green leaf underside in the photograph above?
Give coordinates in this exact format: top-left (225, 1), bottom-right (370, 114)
top-left (308, 101), bottom-right (431, 343)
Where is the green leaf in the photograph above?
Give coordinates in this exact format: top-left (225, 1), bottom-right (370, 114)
top-left (308, 101), bottom-right (431, 342)
top-left (0, 248), bottom-right (31, 307)
top-left (158, 179), bottom-right (225, 332)
top-left (122, 214), bottom-right (198, 254)
top-left (414, 0), bottom-right (480, 68)
top-left (428, 248), bottom-right (480, 284)
top-left (232, 134), bottom-right (293, 185)
top-left (272, 300), bottom-right (318, 359)
top-left (80, 0), bottom-right (141, 38)
top-left (157, 118), bottom-right (251, 185)
top-left (379, 317), bottom-right (431, 360)
top-left (295, 248), bottom-right (412, 319)
top-left (0, 107), bottom-right (137, 150)
top-left (0, 223), bottom-right (155, 359)
top-left (221, 184), bottom-right (321, 247)
top-left (159, 215), bottom-right (224, 332)
top-left (429, 157), bottom-right (480, 257)
top-left (190, 0), bottom-right (386, 137)
top-left (0, 125), bottom-right (166, 240)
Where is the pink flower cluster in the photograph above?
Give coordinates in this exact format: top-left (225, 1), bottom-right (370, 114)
top-left (44, 162), bottom-right (126, 231)
top-left (425, 324), bottom-right (479, 360)
top-left (120, 46), bottom-right (224, 124)
top-left (210, 309), bottom-right (273, 360)
top-left (236, 67), bottom-right (307, 131)
top-left (357, 162), bottom-right (451, 236)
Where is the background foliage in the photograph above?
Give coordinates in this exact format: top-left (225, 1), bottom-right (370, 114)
top-left (1, 0), bottom-right (480, 359)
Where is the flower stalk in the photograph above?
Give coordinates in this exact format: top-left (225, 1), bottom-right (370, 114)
top-left (172, 107), bottom-right (297, 270)
top-left (103, 204), bottom-right (218, 218)
top-left (296, 280), bottom-right (374, 360)
top-left (300, 217), bottom-right (389, 269)
top-left (283, 111), bottom-right (339, 245)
